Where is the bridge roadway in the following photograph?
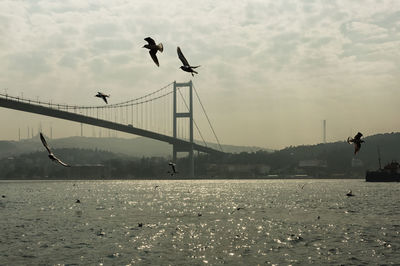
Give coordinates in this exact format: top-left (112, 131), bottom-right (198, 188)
top-left (0, 97), bottom-right (223, 155)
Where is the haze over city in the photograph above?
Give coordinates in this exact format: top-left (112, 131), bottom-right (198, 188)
top-left (0, 0), bottom-right (399, 149)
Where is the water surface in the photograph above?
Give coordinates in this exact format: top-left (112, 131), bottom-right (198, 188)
top-left (0, 179), bottom-right (399, 265)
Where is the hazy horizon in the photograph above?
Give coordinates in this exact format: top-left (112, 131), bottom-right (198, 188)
top-left (1, 0), bottom-right (399, 150)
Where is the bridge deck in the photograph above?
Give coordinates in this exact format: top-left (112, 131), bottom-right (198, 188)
top-left (0, 97), bottom-right (223, 155)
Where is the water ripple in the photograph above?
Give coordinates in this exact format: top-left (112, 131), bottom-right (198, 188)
top-left (0, 179), bottom-right (399, 265)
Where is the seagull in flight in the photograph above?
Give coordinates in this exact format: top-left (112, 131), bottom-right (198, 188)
top-left (95, 92), bottom-right (110, 104)
top-left (40, 133), bottom-right (70, 167)
top-left (143, 37), bottom-right (163, 67)
top-left (230, 207), bottom-right (244, 214)
top-left (347, 132), bottom-right (364, 155)
top-left (167, 162), bottom-right (178, 176)
top-left (177, 46), bottom-right (200, 76)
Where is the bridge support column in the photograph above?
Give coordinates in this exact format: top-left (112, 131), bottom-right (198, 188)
top-left (173, 81), bottom-right (194, 178)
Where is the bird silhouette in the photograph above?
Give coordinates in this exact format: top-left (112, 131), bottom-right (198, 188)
top-left (95, 92), bottom-right (110, 104)
top-left (167, 162), bottom-right (178, 176)
top-left (40, 133), bottom-right (70, 167)
top-left (177, 47), bottom-right (200, 76)
top-left (143, 37), bottom-right (163, 67)
top-left (347, 132), bottom-right (364, 155)
top-left (230, 207), bottom-right (244, 214)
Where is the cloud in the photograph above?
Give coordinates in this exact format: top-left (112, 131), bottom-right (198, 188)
top-left (85, 23), bottom-right (121, 38)
top-left (91, 38), bottom-right (132, 52)
top-left (6, 51), bottom-right (51, 77)
top-left (0, 0), bottom-right (400, 148)
top-left (341, 21), bottom-right (389, 42)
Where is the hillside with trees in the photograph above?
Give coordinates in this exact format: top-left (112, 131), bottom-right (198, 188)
top-left (0, 135), bottom-right (269, 159)
top-left (0, 132), bottom-right (398, 179)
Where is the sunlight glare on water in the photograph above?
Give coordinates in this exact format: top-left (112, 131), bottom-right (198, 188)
top-left (0, 179), bottom-right (399, 265)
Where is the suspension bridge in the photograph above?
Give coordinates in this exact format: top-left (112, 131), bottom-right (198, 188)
top-left (0, 81), bottom-right (224, 178)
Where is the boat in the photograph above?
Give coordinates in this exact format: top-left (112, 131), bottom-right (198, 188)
top-left (366, 161), bottom-right (400, 182)
top-left (365, 147), bottom-right (400, 182)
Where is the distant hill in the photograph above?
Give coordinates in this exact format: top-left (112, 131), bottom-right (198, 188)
top-left (277, 132), bottom-right (400, 169)
top-left (194, 132), bottom-right (400, 178)
top-left (0, 135), bottom-right (270, 159)
top-left (1, 132), bottom-right (399, 179)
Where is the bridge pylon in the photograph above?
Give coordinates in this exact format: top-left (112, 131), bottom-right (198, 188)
top-left (173, 81), bottom-right (194, 178)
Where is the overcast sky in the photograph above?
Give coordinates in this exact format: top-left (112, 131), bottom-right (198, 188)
top-left (0, 0), bottom-right (399, 149)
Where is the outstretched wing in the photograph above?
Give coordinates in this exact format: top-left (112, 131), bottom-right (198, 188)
top-left (149, 50), bottom-right (159, 67)
top-left (171, 164), bottom-right (176, 173)
top-left (40, 133), bottom-right (52, 154)
top-left (144, 37), bottom-right (156, 45)
top-left (347, 137), bottom-right (353, 144)
top-left (102, 95), bottom-right (108, 104)
top-left (354, 132), bottom-right (363, 140)
top-left (169, 162), bottom-right (177, 173)
top-left (177, 47), bottom-right (189, 66)
top-left (54, 156), bottom-right (71, 167)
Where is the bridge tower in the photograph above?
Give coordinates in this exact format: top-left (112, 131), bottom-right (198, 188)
top-left (173, 81), bottom-right (194, 178)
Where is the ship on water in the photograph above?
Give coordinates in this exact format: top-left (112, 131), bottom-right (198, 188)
top-left (366, 161), bottom-right (400, 182)
top-left (366, 147), bottom-right (400, 182)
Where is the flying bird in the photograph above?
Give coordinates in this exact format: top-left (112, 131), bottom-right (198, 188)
top-left (177, 46), bottom-right (200, 76)
top-left (167, 162), bottom-right (178, 176)
top-left (230, 207), bottom-right (244, 214)
top-left (347, 132), bottom-right (364, 155)
top-left (40, 133), bottom-right (70, 167)
top-left (142, 37), bottom-right (163, 67)
top-left (95, 92), bottom-right (110, 104)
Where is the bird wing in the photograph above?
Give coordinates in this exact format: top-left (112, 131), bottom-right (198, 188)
top-left (145, 37), bottom-right (156, 45)
top-left (54, 156), bottom-right (71, 167)
top-left (102, 95), bottom-right (108, 104)
top-left (177, 47), bottom-right (190, 66)
top-left (355, 132), bottom-right (363, 140)
top-left (149, 50), bottom-right (160, 67)
top-left (169, 162), bottom-right (177, 172)
top-left (40, 133), bottom-right (52, 154)
top-left (347, 137), bottom-right (353, 144)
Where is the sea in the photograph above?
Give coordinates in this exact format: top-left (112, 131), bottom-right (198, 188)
top-left (0, 179), bottom-right (399, 265)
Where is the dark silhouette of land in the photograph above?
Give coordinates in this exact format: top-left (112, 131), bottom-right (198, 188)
top-left (0, 132), bottom-right (398, 179)
top-left (0, 135), bottom-right (267, 160)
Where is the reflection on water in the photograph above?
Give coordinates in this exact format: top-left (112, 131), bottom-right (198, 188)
top-left (0, 179), bottom-right (399, 265)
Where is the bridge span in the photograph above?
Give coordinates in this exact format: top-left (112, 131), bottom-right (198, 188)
top-left (0, 81), bottom-right (224, 177)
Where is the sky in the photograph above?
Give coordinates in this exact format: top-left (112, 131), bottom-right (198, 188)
top-left (0, 0), bottom-right (399, 150)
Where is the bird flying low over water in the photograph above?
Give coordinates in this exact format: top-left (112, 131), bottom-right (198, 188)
top-left (347, 132), bottom-right (364, 155)
top-left (143, 37), bottom-right (163, 67)
top-left (177, 46), bottom-right (200, 76)
top-left (40, 133), bottom-right (70, 167)
top-left (95, 92), bottom-right (110, 104)
top-left (167, 162), bottom-right (178, 176)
